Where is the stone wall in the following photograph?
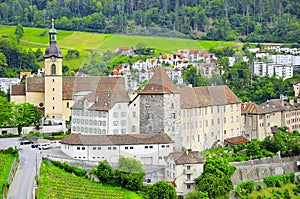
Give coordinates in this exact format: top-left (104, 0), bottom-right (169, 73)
top-left (230, 155), bottom-right (300, 186)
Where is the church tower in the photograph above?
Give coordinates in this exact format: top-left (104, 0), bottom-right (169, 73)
top-left (44, 19), bottom-right (63, 118)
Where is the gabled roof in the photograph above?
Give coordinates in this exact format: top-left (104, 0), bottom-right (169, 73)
top-left (60, 133), bottom-right (174, 146)
top-left (179, 85), bottom-right (241, 108)
top-left (260, 99), bottom-right (295, 111)
top-left (140, 67), bottom-right (178, 94)
top-left (192, 86), bottom-right (241, 106)
top-left (242, 99), bottom-right (298, 115)
top-left (70, 76), bottom-right (129, 111)
top-left (271, 126), bottom-right (284, 134)
top-left (169, 151), bottom-right (205, 165)
top-left (225, 136), bottom-right (249, 145)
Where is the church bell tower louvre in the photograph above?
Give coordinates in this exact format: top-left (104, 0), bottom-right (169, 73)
top-left (44, 19), bottom-right (63, 119)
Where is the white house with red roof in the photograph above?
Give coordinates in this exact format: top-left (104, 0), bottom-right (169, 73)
top-left (115, 46), bottom-right (135, 56)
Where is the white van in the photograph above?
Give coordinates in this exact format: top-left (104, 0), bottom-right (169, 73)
top-left (38, 143), bottom-right (51, 150)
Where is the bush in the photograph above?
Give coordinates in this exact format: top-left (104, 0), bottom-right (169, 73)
top-left (264, 173), bottom-right (295, 188)
top-left (50, 160), bottom-right (87, 177)
top-left (1, 147), bottom-right (19, 157)
top-left (236, 181), bottom-right (255, 198)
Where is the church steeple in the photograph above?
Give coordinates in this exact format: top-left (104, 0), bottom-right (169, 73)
top-left (44, 19), bottom-right (63, 58)
top-left (49, 19), bottom-right (57, 43)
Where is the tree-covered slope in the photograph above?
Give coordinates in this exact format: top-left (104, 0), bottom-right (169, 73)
top-left (0, 0), bottom-right (299, 43)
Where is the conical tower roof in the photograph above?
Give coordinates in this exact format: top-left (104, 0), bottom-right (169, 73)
top-left (141, 67), bottom-right (178, 94)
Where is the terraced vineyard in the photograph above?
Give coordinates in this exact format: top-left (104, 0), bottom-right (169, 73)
top-left (37, 161), bottom-right (142, 199)
top-left (0, 153), bottom-right (14, 193)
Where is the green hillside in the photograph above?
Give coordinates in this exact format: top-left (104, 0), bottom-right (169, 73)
top-left (0, 25), bottom-right (241, 71)
top-left (37, 160), bottom-right (143, 199)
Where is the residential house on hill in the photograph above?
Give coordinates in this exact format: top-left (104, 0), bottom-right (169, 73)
top-left (224, 135), bottom-right (250, 147)
top-left (115, 46), bottom-right (134, 56)
top-left (165, 151), bottom-right (205, 197)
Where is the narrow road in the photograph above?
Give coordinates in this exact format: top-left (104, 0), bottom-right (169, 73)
top-left (0, 138), bottom-right (66, 199)
top-left (0, 138), bottom-right (41, 199)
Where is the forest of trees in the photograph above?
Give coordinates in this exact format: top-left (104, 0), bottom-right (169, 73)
top-left (0, 0), bottom-right (299, 43)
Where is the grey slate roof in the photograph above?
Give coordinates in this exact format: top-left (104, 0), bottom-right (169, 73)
top-left (61, 133), bottom-right (174, 146)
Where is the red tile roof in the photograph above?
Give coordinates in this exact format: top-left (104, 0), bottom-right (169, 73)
top-left (225, 136), bottom-right (249, 145)
top-left (114, 66), bottom-right (122, 70)
top-left (117, 46), bottom-right (132, 51)
top-left (60, 133), bottom-right (174, 146)
top-left (190, 50), bottom-right (200, 54)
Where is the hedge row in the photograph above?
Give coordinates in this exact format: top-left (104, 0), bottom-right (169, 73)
top-left (236, 180), bottom-right (255, 198)
top-left (50, 160), bottom-right (87, 177)
top-left (264, 173), bottom-right (295, 188)
top-left (0, 147), bottom-right (19, 158)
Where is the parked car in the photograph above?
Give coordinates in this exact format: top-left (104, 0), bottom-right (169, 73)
top-left (38, 143), bottom-right (51, 150)
top-left (31, 143), bottom-right (39, 148)
top-left (20, 140), bottom-right (33, 145)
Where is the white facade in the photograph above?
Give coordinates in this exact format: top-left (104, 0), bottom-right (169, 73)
top-left (60, 133), bottom-right (174, 165)
top-left (267, 55), bottom-right (300, 66)
top-left (72, 102), bottom-right (130, 135)
top-left (253, 62), bottom-right (293, 79)
top-left (72, 108), bottom-right (109, 135)
top-left (61, 142), bottom-right (173, 164)
top-left (109, 103), bottom-right (130, 134)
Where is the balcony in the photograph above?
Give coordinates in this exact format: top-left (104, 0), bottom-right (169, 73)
top-left (184, 179), bottom-right (195, 184)
top-left (183, 168), bottom-right (196, 174)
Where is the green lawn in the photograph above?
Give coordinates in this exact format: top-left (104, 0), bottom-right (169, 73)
top-left (0, 25), bottom-right (242, 71)
top-left (0, 153), bottom-right (15, 192)
top-left (37, 160), bottom-right (143, 199)
top-left (247, 183), bottom-right (299, 199)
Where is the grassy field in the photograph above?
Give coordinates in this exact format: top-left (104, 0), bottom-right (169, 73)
top-left (247, 183), bottom-right (299, 198)
top-left (0, 153), bottom-right (15, 193)
top-left (0, 25), bottom-right (242, 71)
top-left (37, 160), bottom-right (143, 199)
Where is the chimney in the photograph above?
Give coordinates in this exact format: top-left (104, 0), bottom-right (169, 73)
top-left (290, 98), bottom-right (294, 106)
top-left (281, 99), bottom-right (284, 107)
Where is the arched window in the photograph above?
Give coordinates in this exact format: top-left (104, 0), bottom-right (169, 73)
top-left (51, 64), bottom-right (56, 75)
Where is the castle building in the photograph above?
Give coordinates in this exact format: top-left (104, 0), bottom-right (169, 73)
top-left (11, 20), bottom-right (242, 152)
